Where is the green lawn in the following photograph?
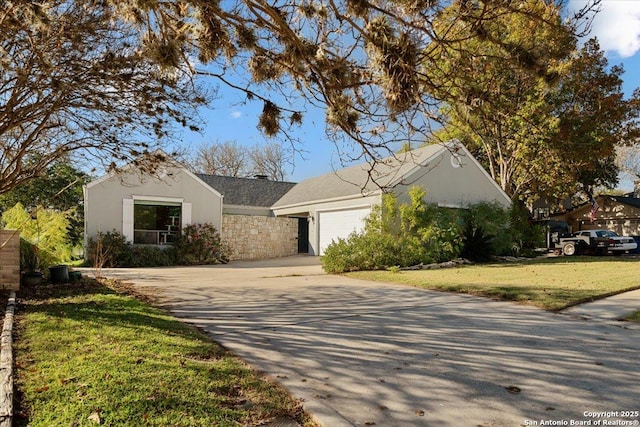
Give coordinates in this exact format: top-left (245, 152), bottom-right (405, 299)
top-left (625, 311), bottom-right (640, 323)
top-left (347, 256), bottom-right (640, 311)
top-left (14, 280), bottom-right (315, 427)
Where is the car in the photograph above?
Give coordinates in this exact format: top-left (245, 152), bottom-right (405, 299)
top-left (573, 229), bottom-right (638, 254)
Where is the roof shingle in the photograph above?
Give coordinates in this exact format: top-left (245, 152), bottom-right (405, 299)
top-left (196, 174), bottom-right (296, 207)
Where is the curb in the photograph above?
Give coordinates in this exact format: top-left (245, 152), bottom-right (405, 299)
top-left (0, 291), bottom-right (15, 427)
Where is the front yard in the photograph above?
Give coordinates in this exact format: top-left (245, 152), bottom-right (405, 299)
top-left (626, 311), bottom-right (640, 323)
top-left (347, 256), bottom-right (640, 311)
top-left (12, 280), bottom-right (316, 427)
top-left (8, 255), bottom-right (639, 425)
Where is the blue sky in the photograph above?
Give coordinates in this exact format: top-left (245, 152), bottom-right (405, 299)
top-left (184, 1), bottom-right (640, 187)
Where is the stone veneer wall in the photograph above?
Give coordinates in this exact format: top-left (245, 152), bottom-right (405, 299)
top-left (222, 214), bottom-right (298, 261)
top-left (0, 230), bottom-right (20, 290)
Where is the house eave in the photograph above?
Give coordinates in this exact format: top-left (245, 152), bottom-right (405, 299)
top-left (272, 190), bottom-right (383, 212)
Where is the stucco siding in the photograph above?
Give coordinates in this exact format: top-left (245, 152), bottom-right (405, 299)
top-left (394, 150), bottom-right (511, 208)
top-left (84, 166), bottom-right (222, 241)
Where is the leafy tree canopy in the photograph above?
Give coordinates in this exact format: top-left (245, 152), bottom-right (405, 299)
top-left (2, 0), bottom-right (615, 199)
top-left (431, 16), bottom-right (640, 205)
top-left (0, 159), bottom-right (89, 245)
top-left (1, 1), bottom-right (207, 195)
top-left (0, 158), bottom-right (89, 212)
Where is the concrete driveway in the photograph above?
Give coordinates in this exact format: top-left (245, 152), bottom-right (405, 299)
top-left (98, 257), bottom-right (640, 427)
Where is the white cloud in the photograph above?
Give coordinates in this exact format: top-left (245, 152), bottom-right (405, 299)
top-left (572, 0), bottom-right (640, 58)
top-left (230, 110), bottom-right (242, 119)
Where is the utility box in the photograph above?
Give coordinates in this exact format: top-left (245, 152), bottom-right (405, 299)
top-left (0, 230), bottom-right (20, 290)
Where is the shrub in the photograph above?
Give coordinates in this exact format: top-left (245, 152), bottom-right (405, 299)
top-left (322, 231), bottom-right (400, 273)
top-left (460, 223), bottom-right (494, 262)
top-left (86, 230), bottom-right (131, 268)
top-left (510, 202), bottom-right (546, 256)
top-left (322, 188), bottom-right (463, 273)
top-left (3, 202), bottom-right (73, 265)
top-left (19, 238), bottom-right (48, 272)
top-left (128, 245), bottom-right (177, 267)
top-left (459, 202), bottom-right (512, 258)
top-left (174, 223), bottom-right (229, 265)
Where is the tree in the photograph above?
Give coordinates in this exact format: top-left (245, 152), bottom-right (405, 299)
top-left (0, 158), bottom-right (89, 212)
top-left (192, 140), bottom-right (291, 180)
top-left (0, 158), bottom-right (89, 245)
top-left (550, 40), bottom-right (640, 198)
top-left (430, 9), bottom-right (640, 204)
top-left (0, 1), bottom-right (206, 196)
top-left (192, 140), bottom-right (251, 177)
top-left (428, 0), bottom-right (574, 203)
top-left (249, 142), bottom-right (291, 181)
top-left (616, 142), bottom-right (640, 184)
top-left (183, 0), bottom-right (599, 167)
top-left (2, 0), bottom-right (601, 195)
top-left (1, 202), bottom-right (74, 265)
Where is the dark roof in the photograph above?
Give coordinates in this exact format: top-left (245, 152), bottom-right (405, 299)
top-left (564, 195), bottom-right (640, 214)
top-left (196, 174), bottom-right (297, 207)
top-left (609, 195), bottom-right (640, 209)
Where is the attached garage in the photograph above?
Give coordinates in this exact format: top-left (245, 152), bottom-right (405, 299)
top-left (318, 207), bottom-right (372, 255)
top-left (271, 141), bottom-right (512, 256)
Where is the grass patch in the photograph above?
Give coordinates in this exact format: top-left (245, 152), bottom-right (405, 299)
top-left (625, 311), bottom-right (640, 323)
top-left (14, 280), bottom-right (314, 427)
top-left (347, 256), bottom-right (640, 311)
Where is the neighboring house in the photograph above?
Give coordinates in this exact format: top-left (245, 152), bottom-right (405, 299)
top-left (84, 141), bottom-right (511, 260)
top-left (551, 195), bottom-right (640, 237)
top-left (272, 141), bottom-right (511, 255)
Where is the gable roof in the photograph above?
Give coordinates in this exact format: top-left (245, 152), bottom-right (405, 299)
top-left (85, 151), bottom-right (224, 200)
top-left (272, 143), bottom-right (459, 208)
top-left (609, 195), bottom-right (640, 209)
top-left (558, 194), bottom-right (640, 216)
top-left (196, 174), bottom-right (296, 207)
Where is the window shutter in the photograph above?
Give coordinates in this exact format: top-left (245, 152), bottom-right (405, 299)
top-left (122, 199), bottom-right (134, 241)
top-left (182, 203), bottom-right (192, 227)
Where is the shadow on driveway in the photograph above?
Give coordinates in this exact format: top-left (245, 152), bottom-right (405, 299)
top-left (96, 257), bottom-right (640, 427)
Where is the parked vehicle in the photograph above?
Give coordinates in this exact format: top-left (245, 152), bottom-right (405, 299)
top-left (572, 230), bottom-right (637, 255)
top-left (543, 220), bottom-right (637, 256)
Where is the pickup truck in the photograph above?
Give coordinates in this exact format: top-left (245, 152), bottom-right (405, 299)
top-left (545, 220), bottom-right (609, 256)
top-left (544, 220), bottom-right (638, 256)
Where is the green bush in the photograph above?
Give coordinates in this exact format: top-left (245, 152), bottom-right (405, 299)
top-left (460, 224), bottom-right (494, 262)
top-left (128, 245), bottom-right (177, 267)
top-left (322, 231), bottom-right (401, 273)
top-left (86, 230), bottom-right (132, 268)
top-left (322, 186), bottom-right (551, 272)
top-left (19, 238), bottom-right (48, 272)
top-left (459, 202), bottom-right (511, 260)
top-left (510, 202), bottom-right (546, 256)
top-left (322, 187), bottom-right (462, 273)
top-left (86, 224), bottom-right (229, 268)
top-left (3, 202), bottom-right (73, 265)
top-left (174, 223), bottom-right (229, 265)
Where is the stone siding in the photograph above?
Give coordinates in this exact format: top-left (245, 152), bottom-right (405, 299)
top-left (0, 230), bottom-right (20, 290)
top-left (222, 214), bottom-right (298, 261)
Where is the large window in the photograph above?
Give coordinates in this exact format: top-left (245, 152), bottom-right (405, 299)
top-left (133, 202), bottom-right (181, 245)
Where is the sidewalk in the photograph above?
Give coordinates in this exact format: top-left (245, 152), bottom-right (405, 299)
top-left (561, 288), bottom-right (640, 329)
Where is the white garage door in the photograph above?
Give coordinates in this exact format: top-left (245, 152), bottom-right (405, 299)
top-left (318, 207), bottom-right (371, 255)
